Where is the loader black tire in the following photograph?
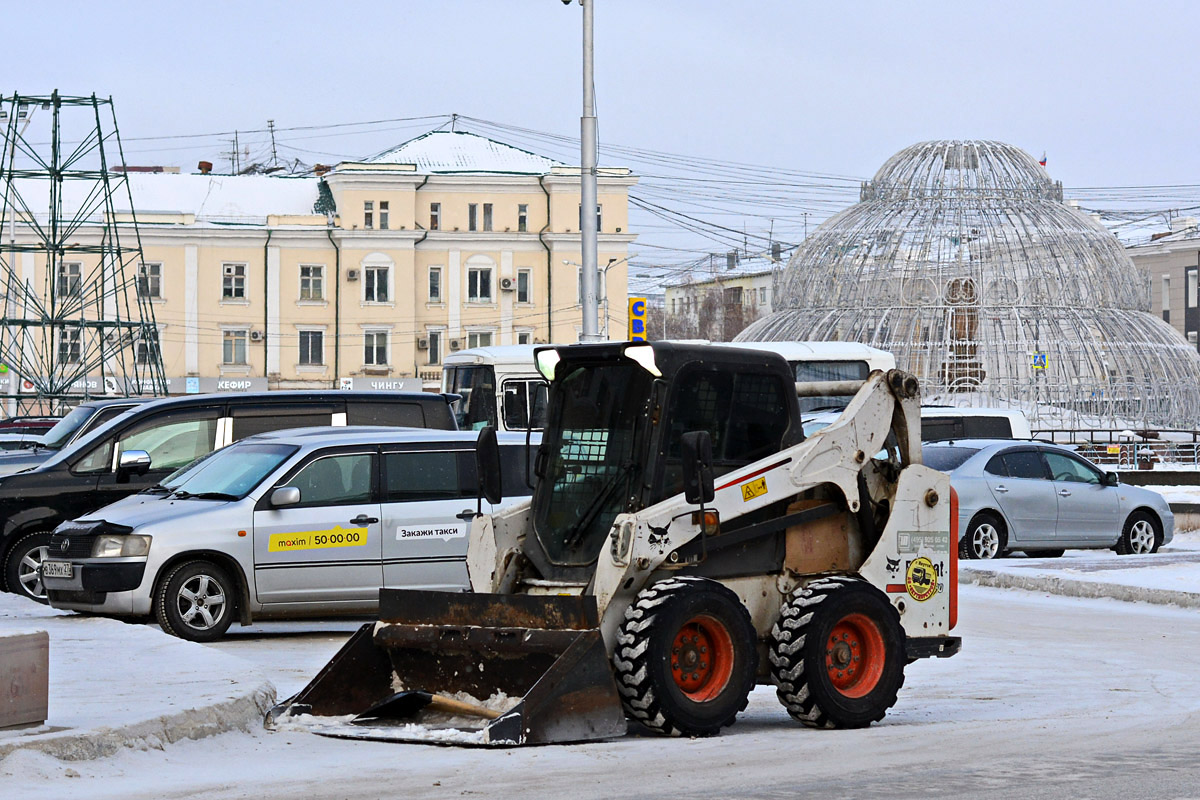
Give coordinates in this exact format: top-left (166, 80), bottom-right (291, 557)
top-left (769, 577), bottom-right (905, 729)
top-left (612, 576), bottom-right (757, 737)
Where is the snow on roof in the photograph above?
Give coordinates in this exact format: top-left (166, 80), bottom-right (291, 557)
top-left (665, 254), bottom-right (782, 288)
top-left (363, 130), bottom-right (566, 175)
top-left (12, 173), bottom-right (319, 224)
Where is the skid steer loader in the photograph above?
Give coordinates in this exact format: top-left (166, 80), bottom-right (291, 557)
top-left (268, 342), bottom-right (960, 746)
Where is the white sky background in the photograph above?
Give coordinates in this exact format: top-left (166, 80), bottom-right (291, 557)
top-left (3, 0), bottom-right (1199, 282)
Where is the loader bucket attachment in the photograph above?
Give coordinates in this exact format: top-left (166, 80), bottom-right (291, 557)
top-left (267, 589), bottom-right (628, 747)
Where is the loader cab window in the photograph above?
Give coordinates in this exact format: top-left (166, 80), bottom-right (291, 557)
top-left (533, 360), bottom-right (652, 566)
top-left (794, 359), bottom-right (869, 414)
top-left (659, 367), bottom-right (791, 499)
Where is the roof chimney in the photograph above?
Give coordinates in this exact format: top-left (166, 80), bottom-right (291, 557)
top-left (197, 160), bottom-right (213, 175)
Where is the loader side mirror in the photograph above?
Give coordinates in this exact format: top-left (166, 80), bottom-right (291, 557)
top-left (681, 430), bottom-right (715, 505)
top-left (476, 425), bottom-right (503, 507)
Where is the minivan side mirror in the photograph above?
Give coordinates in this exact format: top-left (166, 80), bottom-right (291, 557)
top-left (476, 425), bottom-right (503, 507)
top-left (681, 430), bottom-right (715, 505)
top-left (271, 486), bottom-right (301, 507)
top-left (1103, 471), bottom-right (1119, 487)
top-left (117, 449), bottom-right (152, 476)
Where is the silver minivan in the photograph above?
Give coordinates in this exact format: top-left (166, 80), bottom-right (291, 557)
top-left (42, 427), bottom-right (535, 640)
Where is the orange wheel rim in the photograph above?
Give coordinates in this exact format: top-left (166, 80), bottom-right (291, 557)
top-left (825, 612), bottom-right (885, 698)
top-left (670, 614), bottom-right (735, 701)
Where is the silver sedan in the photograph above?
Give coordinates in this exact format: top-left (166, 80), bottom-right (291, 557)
top-left (923, 439), bottom-right (1174, 559)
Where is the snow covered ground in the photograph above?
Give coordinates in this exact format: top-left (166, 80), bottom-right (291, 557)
top-left (5, 503), bottom-right (1200, 797)
top-left (6, 584), bottom-right (1200, 800)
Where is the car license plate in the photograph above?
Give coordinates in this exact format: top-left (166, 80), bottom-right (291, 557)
top-left (41, 560), bottom-right (72, 579)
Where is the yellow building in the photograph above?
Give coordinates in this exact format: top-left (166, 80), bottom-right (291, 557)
top-left (10, 130), bottom-right (636, 394)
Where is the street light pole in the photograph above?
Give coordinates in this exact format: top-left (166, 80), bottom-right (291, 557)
top-left (578, 0), bottom-right (601, 342)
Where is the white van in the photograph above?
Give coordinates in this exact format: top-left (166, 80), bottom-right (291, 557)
top-left (444, 340), bottom-right (897, 432)
top-left (919, 407), bottom-right (1033, 441)
top-left (42, 427), bottom-right (535, 641)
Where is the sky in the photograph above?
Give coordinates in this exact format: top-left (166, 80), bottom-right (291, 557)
top-left (4, 0), bottom-right (1200, 285)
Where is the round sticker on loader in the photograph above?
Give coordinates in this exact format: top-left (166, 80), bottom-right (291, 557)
top-left (905, 556), bottom-right (937, 602)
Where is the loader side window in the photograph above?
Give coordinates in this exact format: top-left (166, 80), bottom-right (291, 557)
top-left (661, 368), bottom-right (790, 495)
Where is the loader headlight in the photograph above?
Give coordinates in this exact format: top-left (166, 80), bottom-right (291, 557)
top-left (610, 519), bottom-right (635, 566)
top-left (623, 344), bottom-right (661, 377)
top-left (92, 534), bottom-right (152, 558)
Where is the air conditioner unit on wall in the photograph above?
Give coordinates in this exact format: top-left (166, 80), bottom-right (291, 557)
top-left (500, 277), bottom-right (515, 291)
top-left (346, 269), bottom-right (360, 281)
top-left (417, 337), bottom-right (429, 349)
top-left (249, 330), bottom-right (264, 342)
top-left (450, 338), bottom-right (464, 351)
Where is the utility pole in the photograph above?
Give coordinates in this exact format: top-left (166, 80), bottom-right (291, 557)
top-left (267, 119), bottom-right (278, 167)
top-left (578, 0), bottom-right (601, 342)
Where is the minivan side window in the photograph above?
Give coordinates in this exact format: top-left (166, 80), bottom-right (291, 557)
top-left (347, 401), bottom-right (426, 428)
top-left (73, 410), bottom-right (219, 474)
top-left (120, 415), bottom-right (220, 472)
top-left (384, 451), bottom-right (467, 502)
top-left (231, 406), bottom-right (334, 440)
top-left (287, 453), bottom-right (374, 507)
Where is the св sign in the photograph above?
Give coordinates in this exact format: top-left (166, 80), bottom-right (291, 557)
top-left (628, 296), bottom-right (647, 342)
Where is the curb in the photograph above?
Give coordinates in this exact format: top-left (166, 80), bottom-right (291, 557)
top-left (961, 568), bottom-right (1200, 609)
top-left (0, 680), bottom-right (276, 762)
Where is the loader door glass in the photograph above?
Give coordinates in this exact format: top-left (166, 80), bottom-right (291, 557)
top-left (534, 362), bottom-right (650, 566)
top-left (660, 368), bottom-right (790, 499)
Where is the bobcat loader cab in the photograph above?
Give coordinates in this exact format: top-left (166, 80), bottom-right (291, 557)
top-left (271, 341), bottom-right (960, 746)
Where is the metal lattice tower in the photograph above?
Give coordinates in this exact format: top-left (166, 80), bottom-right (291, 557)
top-left (737, 140), bottom-right (1200, 430)
top-left (0, 91), bottom-right (166, 412)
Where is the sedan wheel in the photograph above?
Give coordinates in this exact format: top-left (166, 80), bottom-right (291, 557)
top-left (961, 515), bottom-right (1006, 560)
top-left (1117, 513), bottom-right (1160, 556)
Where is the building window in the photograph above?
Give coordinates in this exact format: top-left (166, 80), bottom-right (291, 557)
top-left (759, 287), bottom-right (768, 304)
top-left (468, 203), bottom-right (479, 232)
top-left (364, 201), bottom-right (374, 230)
top-left (223, 330), bottom-right (248, 365)
top-left (467, 331), bottom-right (493, 349)
top-left (517, 331), bottom-right (532, 345)
top-left (430, 202), bottom-right (440, 231)
top-left (365, 265), bottom-right (389, 303)
top-left (482, 203), bottom-right (493, 231)
top-left (222, 263), bottom-right (246, 299)
top-left (578, 204), bottom-right (602, 231)
top-left (468, 266), bottom-right (492, 302)
top-left (137, 262), bottom-right (162, 299)
top-left (364, 331), bottom-right (388, 366)
top-left (1188, 268), bottom-right (1197, 309)
top-left (299, 264), bottom-right (324, 301)
top-left (1162, 275), bottom-right (1171, 322)
top-left (58, 328), bottom-right (81, 364)
top-left (428, 266), bottom-right (442, 302)
top-left (428, 330), bottom-right (442, 365)
top-left (136, 330), bottom-right (159, 365)
top-left (378, 200), bottom-right (389, 230)
top-left (299, 330), bottom-right (324, 365)
top-left (57, 262), bottom-right (82, 297)
top-left (518, 204), bottom-right (528, 232)
top-left (517, 269), bottom-right (531, 303)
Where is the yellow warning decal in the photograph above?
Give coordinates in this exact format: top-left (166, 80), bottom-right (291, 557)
top-left (268, 525), bottom-right (368, 552)
top-left (906, 556), bottom-right (937, 602)
top-left (741, 477), bottom-right (768, 502)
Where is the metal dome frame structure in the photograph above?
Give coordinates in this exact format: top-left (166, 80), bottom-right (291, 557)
top-left (738, 140), bottom-right (1200, 430)
top-left (0, 91), bottom-right (166, 413)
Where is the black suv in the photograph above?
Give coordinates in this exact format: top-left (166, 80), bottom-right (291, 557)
top-left (0, 398), bottom-right (153, 476)
top-left (0, 390), bottom-right (458, 602)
